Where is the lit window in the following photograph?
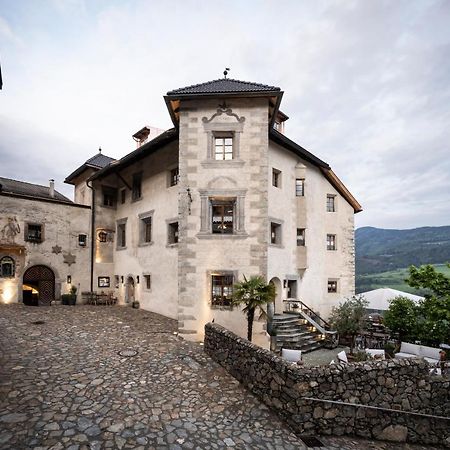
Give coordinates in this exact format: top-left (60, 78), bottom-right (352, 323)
top-left (132, 173), bottom-right (142, 201)
top-left (270, 222), bottom-right (281, 245)
top-left (214, 136), bottom-right (233, 160)
top-left (168, 222), bottom-right (179, 244)
top-left (212, 200), bottom-right (234, 234)
top-left (143, 274), bottom-right (151, 290)
top-left (0, 256), bottom-right (14, 277)
top-left (78, 234), bottom-right (87, 247)
top-left (170, 167), bottom-right (179, 187)
top-left (296, 178), bottom-right (305, 197)
top-left (328, 280), bottom-right (338, 293)
top-left (327, 234), bottom-right (336, 250)
top-left (25, 223), bottom-right (43, 243)
top-left (272, 169), bottom-right (281, 188)
top-left (297, 228), bottom-right (305, 246)
top-left (327, 195), bottom-right (336, 212)
top-left (211, 274), bottom-right (234, 308)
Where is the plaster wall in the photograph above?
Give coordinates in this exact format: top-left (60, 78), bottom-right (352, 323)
top-left (0, 195), bottom-right (91, 303)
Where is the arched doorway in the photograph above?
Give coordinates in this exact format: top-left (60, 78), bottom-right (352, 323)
top-left (269, 277), bottom-right (283, 314)
top-left (23, 265), bottom-right (55, 306)
top-left (125, 276), bottom-right (135, 304)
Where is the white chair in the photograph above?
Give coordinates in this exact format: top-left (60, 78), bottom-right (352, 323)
top-left (337, 350), bottom-right (348, 363)
top-left (281, 348), bottom-right (302, 363)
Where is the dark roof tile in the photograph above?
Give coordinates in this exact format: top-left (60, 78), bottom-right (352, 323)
top-left (0, 177), bottom-right (72, 203)
top-left (85, 153), bottom-right (116, 169)
top-left (167, 78), bottom-right (281, 96)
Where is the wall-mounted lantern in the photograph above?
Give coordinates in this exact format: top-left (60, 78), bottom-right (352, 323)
top-left (67, 275), bottom-right (72, 284)
top-left (121, 276), bottom-right (124, 284)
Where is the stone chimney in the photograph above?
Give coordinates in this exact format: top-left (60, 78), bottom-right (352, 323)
top-left (49, 179), bottom-right (55, 198)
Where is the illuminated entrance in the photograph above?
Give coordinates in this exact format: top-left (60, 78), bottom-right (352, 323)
top-left (22, 265), bottom-right (55, 306)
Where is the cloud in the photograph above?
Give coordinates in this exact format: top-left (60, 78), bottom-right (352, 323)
top-left (0, 0), bottom-right (449, 229)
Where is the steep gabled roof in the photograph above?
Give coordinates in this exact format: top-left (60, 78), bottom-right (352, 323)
top-left (167, 78), bottom-right (281, 95)
top-left (65, 151), bottom-right (116, 184)
top-left (0, 177), bottom-right (72, 203)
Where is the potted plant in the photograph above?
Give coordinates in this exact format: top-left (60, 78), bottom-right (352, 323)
top-left (62, 286), bottom-right (77, 306)
top-left (132, 300), bottom-right (140, 309)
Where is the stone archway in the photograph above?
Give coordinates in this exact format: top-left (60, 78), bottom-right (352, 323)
top-left (23, 265), bottom-right (55, 306)
top-left (125, 276), bottom-right (135, 304)
top-left (269, 277), bottom-right (283, 314)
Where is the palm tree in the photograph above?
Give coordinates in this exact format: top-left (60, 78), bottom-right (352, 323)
top-left (232, 275), bottom-right (276, 342)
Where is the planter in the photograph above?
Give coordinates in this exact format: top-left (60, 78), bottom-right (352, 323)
top-left (132, 301), bottom-right (140, 309)
top-left (61, 294), bottom-right (76, 305)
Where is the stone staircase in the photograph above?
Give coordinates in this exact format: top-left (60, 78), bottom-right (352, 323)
top-left (271, 313), bottom-right (326, 354)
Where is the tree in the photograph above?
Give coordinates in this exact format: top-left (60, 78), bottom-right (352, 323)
top-left (329, 295), bottom-right (368, 354)
top-left (405, 264), bottom-right (450, 346)
top-left (232, 275), bottom-right (276, 342)
top-left (384, 296), bottom-right (418, 344)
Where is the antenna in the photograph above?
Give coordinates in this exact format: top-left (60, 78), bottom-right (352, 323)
top-left (223, 68), bottom-right (230, 78)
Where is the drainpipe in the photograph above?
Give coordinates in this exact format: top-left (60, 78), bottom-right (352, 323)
top-left (87, 180), bottom-right (95, 292)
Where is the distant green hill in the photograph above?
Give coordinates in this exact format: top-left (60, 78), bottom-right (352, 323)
top-left (355, 225), bottom-right (450, 275)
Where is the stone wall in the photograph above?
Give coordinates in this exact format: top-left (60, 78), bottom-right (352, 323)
top-left (204, 323), bottom-right (450, 447)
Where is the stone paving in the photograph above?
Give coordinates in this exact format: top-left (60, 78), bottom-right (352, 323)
top-left (0, 304), bottom-right (436, 450)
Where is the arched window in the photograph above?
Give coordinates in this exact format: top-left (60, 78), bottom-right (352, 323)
top-left (0, 257), bottom-right (15, 278)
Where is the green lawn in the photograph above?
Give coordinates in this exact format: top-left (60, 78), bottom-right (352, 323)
top-left (356, 264), bottom-right (450, 295)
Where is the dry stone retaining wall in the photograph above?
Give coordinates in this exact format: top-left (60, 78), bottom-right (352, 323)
top-left (204, 323), bottom-right (450, 447)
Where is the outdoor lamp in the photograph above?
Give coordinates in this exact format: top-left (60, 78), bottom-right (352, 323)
top-left (67, 275), bottom-right (71, 284)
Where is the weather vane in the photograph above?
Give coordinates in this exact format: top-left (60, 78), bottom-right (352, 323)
top-left (223, 67), bottom-right (230, 79)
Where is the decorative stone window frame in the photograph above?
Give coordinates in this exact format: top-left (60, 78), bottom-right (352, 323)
top-left (138, 210), bottom-right (154, 247)
top-left (197, 189), bottom-right (248, 239)
top-left (201, 121), bottom-right (245, 168)
top-left (116, 217), bottom-right (128, 250)
top-left (269, 218), bottom-right (284, 247)
top-left (0, 256), bottom-right (15, 278)
top-left (166, 218), bottom-right (179, 247)
top-left (207, 270), bottom-right (238, 310)
top-left (142, 273), bottom-right (151, 291)
top-left (24, 222), bottom-right (44, 244)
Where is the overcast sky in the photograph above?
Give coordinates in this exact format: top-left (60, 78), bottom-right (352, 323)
top-left (1, 0), bottom-right (449, 230)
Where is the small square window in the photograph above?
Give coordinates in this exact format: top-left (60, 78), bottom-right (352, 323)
top-left (328, 280), bottom-right (338, 293)
top-left (297, 228), bottom-right (305, 246)
top-left (327, 234), bottom-right (336, 250)
top-left (272, 169), bottom-right (281, 188)
top-left (327, 195), bottom-right (336, 212)
top-left (211, 274), bottom-right (234, 308)
top-left (132, 173), bottom-right (142, 201)
top-left (214, 135), bottom-right (233, 160)
top-left (170, 167), bottom-right (179, 187)
top-left (270, 222), bottom-right (282, 245)
top-left (26, 223), bottom-right (43, 243)
top-left (168, 222), bottom-right (179, 244)
top-left (143, 274), bottom-right (151, 290)
top-left (296, 178), bottom-right (305, 197)
top-left (78, 234), bottom-right (87, 247)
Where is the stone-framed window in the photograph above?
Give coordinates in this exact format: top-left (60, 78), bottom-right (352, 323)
top-left (198, 189), bottom-right (247, 238)
top-left (297, 228), bottom-right (306, 247)
top-left (269, 219), bottom-right (283, 246)
top-left (102, 186), bottom-right (117, 208)
top-left (202, 121), bottom-right (245, 167)
top-left (209, 271), bottom-right (235, 309)
top-left (25, 223), bottom-right (43, 243)
top-left (143, 274), bottom-right (151, 291)
top-left (272, 168), bottom-right (281, 188)
top-left (116, 218), bottom-right (127, 249)
top-left (328, 279), bottom-right (338, 293)
top-left (327, 234), bottom-right (337, 250)
top-left (327, 194), bottom-right (336, 212)
top-left (169, 167), bottom-right (179, 187)
top-left (0, 256), bottom-right (15, 278)
top-left (138, 210), bottom-right (154, 246)
top-left (167, 221), bottom-right (179, 245)
top-left (296, 178), bottom-right (305, 197)
top-left (132, 172), bottom-right (142, 201)
top-left (78, 234), bottom-right (87, 247)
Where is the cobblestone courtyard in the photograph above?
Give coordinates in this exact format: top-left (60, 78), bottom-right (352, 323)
top-left (0, 305), bottom-right (435, 450)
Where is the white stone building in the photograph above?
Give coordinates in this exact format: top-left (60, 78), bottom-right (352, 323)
top-left (1, 77), bottom-right (361, 348)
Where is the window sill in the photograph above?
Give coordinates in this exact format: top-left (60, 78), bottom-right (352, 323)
top-left (196, 232), bottom-right (248, 240)
top-left (269, 243), bottom-right (284, 248)
top-left (138, 241), bottom-right (154, 248)
top-left (131, 197), bottom-right (143, 203)
top-left (201, 159), bottom-right (245, 168)
top-left (166, 243), bottom-right (178, 248)
top-left (116, 246), bottom-right (127, 251)
top-left (210, 305), bottom-right (233, 311)
top-left (100, 205), bottom-right (116, 209)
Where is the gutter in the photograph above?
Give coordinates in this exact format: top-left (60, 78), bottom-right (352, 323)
top-left (87, 180), bottom-right (95, 292)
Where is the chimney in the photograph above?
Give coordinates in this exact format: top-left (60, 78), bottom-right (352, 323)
top-left (49, 179), bottom-right (55, 198)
